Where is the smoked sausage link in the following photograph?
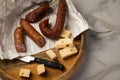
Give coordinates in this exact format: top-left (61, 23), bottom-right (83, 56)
top-left (39, 0), bottom-right (67, 39)
top-left (14, 27), bottom-right (26, 52)
top-left (20, 19), bottom-right (46, 47)
top-left (26, 1), bottom-right (50, 23)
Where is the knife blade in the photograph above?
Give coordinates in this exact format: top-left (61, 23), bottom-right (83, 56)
top-left (18, 56), bottom-right (65, 71)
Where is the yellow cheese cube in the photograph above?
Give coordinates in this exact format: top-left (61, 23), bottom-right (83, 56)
top-left (46, 49), bottom-right (57, 60)
top-left (59, 47), bottom-right (78, 59)
top-left (37, 64), bottom-right (45, 75)
top-left (19, 68), bottom-right (30, 78)
top-left (55, 38), bottom-right (74, 49)
top-left (60, 29), bottom-right (72, 38)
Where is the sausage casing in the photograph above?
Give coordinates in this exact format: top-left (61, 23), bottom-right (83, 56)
top-left (14, 27), bottom-right (26, 52)
top-left (39, 0), bottom-right (67, 39)
top-left (26, 1), bottom-right (50, 23)
top-left (20, 19), bottom-right (46, 47)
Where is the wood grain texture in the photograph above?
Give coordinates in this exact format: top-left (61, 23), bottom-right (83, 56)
top-left (0, 33), bottom-right (85, 80)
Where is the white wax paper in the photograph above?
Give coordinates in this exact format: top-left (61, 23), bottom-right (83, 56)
top-left (0, 0), bottom-right (89, 59)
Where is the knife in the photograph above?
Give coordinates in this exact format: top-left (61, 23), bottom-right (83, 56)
top-left (18, 56), bottom-right (65, 71)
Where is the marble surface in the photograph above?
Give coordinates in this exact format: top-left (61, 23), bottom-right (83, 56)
top-left (70, 0), bottom-right (120, 80)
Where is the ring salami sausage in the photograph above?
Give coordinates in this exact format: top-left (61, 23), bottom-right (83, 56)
top-left (39, 0), bottom-right (67, 39)
top-left (20, 19), bottom-right (46, 47)
top-left (26, 1), bottom-right (50, 23)
top-left (14, 27), bottom-right (26, 52)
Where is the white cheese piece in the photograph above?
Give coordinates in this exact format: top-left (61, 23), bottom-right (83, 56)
top-left (60, 29), bottom-right (72, 38)
top-left (59, 47), bottom-right (78, 59)
top-left (19, 68), bottom-right (31, 78)
top-left (37, 64), bottom-right (45, 75)
top-left (55, 38), bottom-right (74, 49)
top-left (46, 49), bottom-right (57, 60)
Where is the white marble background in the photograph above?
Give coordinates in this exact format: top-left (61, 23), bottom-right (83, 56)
top-left (71, 0), bottom-right (120, 80)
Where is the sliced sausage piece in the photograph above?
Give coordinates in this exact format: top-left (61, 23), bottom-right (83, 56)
top-left (39, 0), bottom-right (67, 39)
top-left (20, 19), bottom-right (46, 47)
top-left (26, 1), bottom-right (50, 23)
top-left (14, 27), bottom-right (26, 52)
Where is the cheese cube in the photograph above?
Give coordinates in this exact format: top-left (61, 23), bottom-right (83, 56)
top-left (37, 64), bottom-right (45, 75)
top-left (55, 38), bottom-right (74, 49)
top-left (46, 49), bottom-right (57, 60)
top-left (60, 29), bottom-right (72, 38)
top-left (59, 47), bottom-right (78, 59)
top-left (19, 68), bottom-right (30, 78)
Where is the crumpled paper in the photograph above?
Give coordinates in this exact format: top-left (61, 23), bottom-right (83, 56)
top-left (0, 0), bottom-right (89, 59)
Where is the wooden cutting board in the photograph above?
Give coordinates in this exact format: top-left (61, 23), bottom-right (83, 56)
top-left (0, 33), bottom-right (85, 80)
